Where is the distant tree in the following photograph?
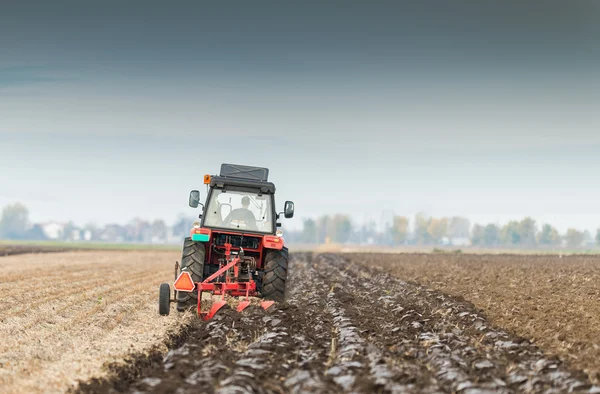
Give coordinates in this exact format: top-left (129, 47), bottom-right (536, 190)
top-left (173, 215), bottom-right (194, 238)
top-left (0, 203), bottom-right (30, 239)
top-left (483, 224), bottom-right (500, 246)
top-left (358, 221), bottom-right (378, 244)
top-left (62, 221), bottom-right (77, 241)
top-left (333, 215), bottom-right (352, 243)
top-left (518, 217), bottom-right (537, 247)
top-left (537, 224), bottom-right (561, 246)
top-left (448, 216), bottom-right (471, 239)
top-left (83, 222), bottom-right (99, 241)
top-left (565, 228), bottom-right (584, 248)
top-left (301, 218), bottom-right (318, 244)
top-left (25, 224), bottom-right (48, 241)
top-left (317, 215), bottom-right (334, 243)
top-left (471, 224), bottom-right (485, 246)
top-left (414, 212), bottom-right (431, 244)
top-left (101, 224), bottom-right (127, 242)
top-left (596, 229), bottom-right (600, 246)
top-left (282, 228), bottom-right (302, 243)
top-left (583, 230), bottom-right (592, 243)
top-left (500, 221), bottom-right (521, 245)
top-left (391, 216), bottom-right (409, 245)
top-left (427, 217), bottom-right (448, 244)
top-left (127, 218), bottom-right (151, 242)
top-left (378, 222), bottom-right (392, 245)
top-left (151, 220), bottom-right (168, 242)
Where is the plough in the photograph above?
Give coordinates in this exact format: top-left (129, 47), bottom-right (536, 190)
top-left (172, 242), bottom-right (274, 320)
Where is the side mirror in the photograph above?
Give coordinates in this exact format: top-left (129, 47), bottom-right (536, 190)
top-left (189, 190), bottom-right (200, 208)
top-left (284, 201), bottom-right (295, 218)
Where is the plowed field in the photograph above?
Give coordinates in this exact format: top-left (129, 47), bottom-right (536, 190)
top-left (73, 253), bottom-right (597, 394)
top-left (348, 253), bottom-right (600, 384)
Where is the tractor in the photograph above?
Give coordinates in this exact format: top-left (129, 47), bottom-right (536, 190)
top-left (159, 164), bottom-right (294, 320)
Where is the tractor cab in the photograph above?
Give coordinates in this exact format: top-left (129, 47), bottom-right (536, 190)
top-left (159, 164), bottom-right (294, 320)
top-left (189, 164), bottom-right (293, 235)
top-left (202, 184), bottom-right (275, 233)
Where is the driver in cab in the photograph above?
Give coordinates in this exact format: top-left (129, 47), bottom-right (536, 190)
top-left (223, 196), bottom-right (258, 231)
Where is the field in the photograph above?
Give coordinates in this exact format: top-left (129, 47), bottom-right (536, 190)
top-left (2, 249), bottom-right (600, 393)
top-left (0, 250), bottom-right (188, 393)
top-left (0, 241), bottom-right (179, 255)
top-left (348, 253), bottom-right (600, 383)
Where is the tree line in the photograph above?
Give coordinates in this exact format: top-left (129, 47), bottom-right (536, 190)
top-left (0, 203), bottom-right (195, 243)
top-left (285, 213), bottom-right (600, 249)
top-left (2, 202), bottom-right (599, 248)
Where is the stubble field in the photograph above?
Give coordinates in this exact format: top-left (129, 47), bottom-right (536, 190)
top-left (0, 250), bottom-right (188, 393)
top-left (1, 249), bottom-right (600, 393)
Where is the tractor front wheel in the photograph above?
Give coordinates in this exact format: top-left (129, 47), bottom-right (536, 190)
top-left (261, 248), bottom-right (289, 303)
top-left (159, 283), bottom-right (171, 316)
top-left (176, 237), bottom-right (205, 312)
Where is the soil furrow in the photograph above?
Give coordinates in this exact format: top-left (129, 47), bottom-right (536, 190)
top-left (313, 254), bottom-right (442, 394)
top-left (280, 254), bottom-right (336, 394)
top-left (323, 290), bottom-right (371, 391)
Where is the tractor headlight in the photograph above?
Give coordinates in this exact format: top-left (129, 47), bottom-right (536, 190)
top-left (192, 221), bottom-right (201, 228)
top-left (276, 229), bottom-right (284, 237)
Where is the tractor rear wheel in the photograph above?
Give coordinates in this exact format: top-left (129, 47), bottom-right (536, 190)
top-left (261, 247), bottom-right (288, 303)
top-left (176, 237), bottom-right (205, 312)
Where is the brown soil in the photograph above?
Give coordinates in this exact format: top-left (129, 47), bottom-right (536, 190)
top-left (76, 253), bottom-right (598, 394)
top-left (0, 245), bottom-right (75, 256)
top-left (348, 253), bottom-right (600, 384)
top-left (0, 250), bottom-right (190, 393)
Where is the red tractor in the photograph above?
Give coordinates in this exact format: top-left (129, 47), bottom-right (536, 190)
top-left (159, 164), bottom-right (294, 320)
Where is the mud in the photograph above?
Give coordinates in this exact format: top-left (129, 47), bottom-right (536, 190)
top-left (76, 253), bottom-right (599, 393)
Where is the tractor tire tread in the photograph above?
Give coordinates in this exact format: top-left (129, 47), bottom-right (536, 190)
top-left (261, 248), bottom-right (288, 303)
top-left (159, 283), bottom-right (171, 316)
top-left (262, 267), bottom-right (287, 282)
top-left (177, 237), bottom-right (205, 312)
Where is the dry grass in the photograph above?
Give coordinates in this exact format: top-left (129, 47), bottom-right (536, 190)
top-left (349, 253), bottom-right (600, 383)
top-left (0, 250), bottom-right (191, 393)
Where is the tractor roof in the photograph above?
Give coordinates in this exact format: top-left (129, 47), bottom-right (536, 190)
top-left (220, 163), bottom-right (269, 181)
top-left (210, 163), bottom-right (275, 193)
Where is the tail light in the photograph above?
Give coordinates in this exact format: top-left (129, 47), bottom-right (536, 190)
top-left (263, 235), bottom-right (284, 250)
top-left (191, 227), bottom-right (211, 242)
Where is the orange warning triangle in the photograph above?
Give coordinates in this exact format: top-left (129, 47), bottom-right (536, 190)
top-left (173, 271), bottom-right (195, 292)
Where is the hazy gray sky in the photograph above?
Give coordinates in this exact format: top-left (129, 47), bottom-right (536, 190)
top-left (1, 1), bottom-right (599, 232)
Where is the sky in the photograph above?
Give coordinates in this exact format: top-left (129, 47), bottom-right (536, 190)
top-left (1, 1), bottom-right (600, 232)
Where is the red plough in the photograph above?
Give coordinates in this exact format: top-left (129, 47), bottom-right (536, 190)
top-left (174, 242), bottom-right (274, 320)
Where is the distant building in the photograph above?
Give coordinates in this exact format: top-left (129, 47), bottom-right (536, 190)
top-left (41, 222), bottom-right (65, 240)
top-left (71, 229), bottom-right (81, 241)
top-left (444, 237), bottom-right (470, 247)
top-left (99, 224), bottom-right (127, 242)
top-left (583, 239), bottom-right (596, 248)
